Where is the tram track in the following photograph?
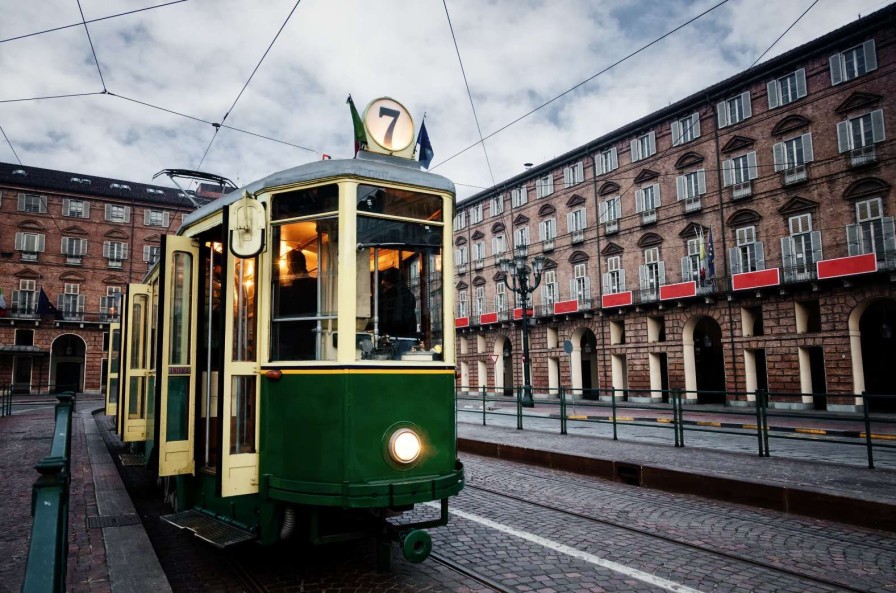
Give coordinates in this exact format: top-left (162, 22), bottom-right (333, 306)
top-left (429, 552), bottom-right (517, 593)
top-left (464, 482), bottom-right (883, 593)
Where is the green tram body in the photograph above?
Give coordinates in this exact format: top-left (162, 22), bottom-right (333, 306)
top-left (108, 152), bottom-right (464, 563)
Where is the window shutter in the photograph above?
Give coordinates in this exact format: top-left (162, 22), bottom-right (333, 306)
top-left (78, 295), bottom-right (85, 314)
top-left (37, 235), bottom-right (45, 252)
top-left (767, 80), bottom-right (779, 110)
top-left (63, 198), bottom-right (71, 216)
top-left (846, 224), bottom-right (861, 256)
top-left (630, 139), bottom-right (640, 162)
top-left (566, 212), bottom-right (575, 233)
top-left (569, 279), bottom-right (576, 300)
top-left (810, 230), bottom-right (823, 264)
top-left (123, 206), bottom-right (131, 223)
top-left (722, 159), bottom-right (734, 186)
top-left (755, 242), bottom-right (765, 270)
top-left (609, 147), bottom-right (618, 170)
top-left (105, 204), bottom-right (111, 220)
top-left (83, 202), bottom-right (90, 219)
top-left (882, 217), bottom-right (896, 262)
top-left (671, 120), bottom-right (680, 146)
top-left (676, 175), bottom-right (686, 201)
top-left (864, 39), bottom-right (877, 73)
top-left (681, 256), bottom-right (692, 282)
top-left (143, 245), bottom-right (151, 262)
top-left (717, 102), bottom-right (728, 128)
top-left (602, 272), bottom-right (612, 293)
top-left (575, 161), bottom-right (583, 182)
top-left (871, 109), bottom-right (885, 143)
top-left (747, 152), bottom-right (758, 180)
top-left (144, 209), bottom-right (150, 225)
top-left (740, 92), bottom-right (752, 120)
top-left (598, 201), bottom-right (608, 224)
top-left (773, 142), bottom-right (784, 172)
top-left (796, 68), bottom-right (807, 98)
top-left (15, 232), bottom-right (23, 250)
top-left (61, 237), bottom-right (67, 253)
top-left (697, 169), bottom-right (706, 194)
top-left (729, 247), bottom-right (741, 275)
top-left (613, 198), bottom-right (621, 221)
top-left (802, 133), bottom-right (814, 163)
top-left (635, 189), bottom-right (645, 213)
top-left (836, 120), bottom-right (850, 152)
top-left (830, 54), bottom-right (843, 85)
top-left (103, 241), bottom-right (110, 258)
top-left (647, 131), bottom-right (656, 156)
top-left (691, 113), bottom-right (701, 138)
top-left (17, 194), bottom-right (25, 211)
top-left (780, 237), bottom-right (793, 277)
top-left (653, 183), bottom-right (661, 206)
top-left (638, 265), bottom-right (649, 291)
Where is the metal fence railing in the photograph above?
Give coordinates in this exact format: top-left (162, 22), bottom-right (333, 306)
top-left (22, 392), bottom-right (75, 593)
top-left (455, 385), bottom-right (896, 469)
top-left (0, 384), bottom-right (11, 417)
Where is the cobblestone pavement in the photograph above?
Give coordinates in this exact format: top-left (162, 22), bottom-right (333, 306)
top-left (0, 398), bottom-right (110, 593)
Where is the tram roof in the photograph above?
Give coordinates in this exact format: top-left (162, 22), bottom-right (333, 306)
top-left (180, 152), bottom-right (455, 232)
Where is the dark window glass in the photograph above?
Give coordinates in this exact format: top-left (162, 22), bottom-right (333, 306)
top-left (15, 329), bottom-right (34, 346)
top-left (357, 184), bottom-right (443, 221)
top-left (272, 184), bottom-right (339, 220)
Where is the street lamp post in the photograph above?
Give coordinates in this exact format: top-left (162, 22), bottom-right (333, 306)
top-left (499, 245), bottom-right (545, 408)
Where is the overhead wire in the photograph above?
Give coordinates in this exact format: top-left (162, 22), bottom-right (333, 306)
top-left (750, 0), bottom-right (821, 67)
top-left (1, 125), bottom-right (22, 165)
top-left (76, 0), bottom-right (108, 92)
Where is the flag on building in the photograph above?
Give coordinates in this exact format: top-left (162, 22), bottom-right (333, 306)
top-left (0, 287), bottom-right (6, 317)
top-left (416, 120), bottom-right (434, 169)
top-left (346, 95), bottom-right (367, 156)
top-left (37, 288), bottom-right (61, 319)
top-left (706, 227), bottom-right (716, 278)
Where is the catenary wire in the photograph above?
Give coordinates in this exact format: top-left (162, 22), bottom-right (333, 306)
top-left (0, 91), bottom-right (107, 104)
top-left (750, 0), bottom-right (821, 67)
top-left (1, 125), bottom-right (22, 165)
top-left (76, 0), bottom-right (108, 92)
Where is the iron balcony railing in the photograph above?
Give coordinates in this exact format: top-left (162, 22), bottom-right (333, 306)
top-left (783, 164), bottom-right (807, 185)
top-left (850, 146), bottom-right (877, 167)
top-left (732, 181), bottom-right (752, 200)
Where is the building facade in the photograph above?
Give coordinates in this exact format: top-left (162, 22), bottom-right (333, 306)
top-left (454, 6), bottom-right (896, 412)
top-left (0, 164), bottom-right (216, 394)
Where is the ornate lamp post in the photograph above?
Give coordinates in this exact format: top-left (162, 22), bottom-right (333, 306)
top-left (498, 245), bottom-right (545, 408)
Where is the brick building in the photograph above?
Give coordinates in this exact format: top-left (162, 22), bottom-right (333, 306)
top-left (0, 164), bottom-right (217, 394)
top-left (453, 6), bottom-right (896, 412)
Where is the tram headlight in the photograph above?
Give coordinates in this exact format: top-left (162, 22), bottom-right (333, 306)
top-left (389, 428), bottom-right (422, 464)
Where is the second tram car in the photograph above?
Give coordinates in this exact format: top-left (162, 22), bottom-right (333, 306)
top-left (106, 98), bottom-right (464, 566)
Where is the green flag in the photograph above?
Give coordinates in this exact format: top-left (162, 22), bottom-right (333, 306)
top-left (347, 95), bottom-right (367, 155)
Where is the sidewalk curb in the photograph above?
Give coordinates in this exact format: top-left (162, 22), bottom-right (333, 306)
top-left (457, 437), bottom-right (896, 533)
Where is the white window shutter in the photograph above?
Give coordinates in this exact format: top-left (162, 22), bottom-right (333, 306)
top-left (780, 237), bottom-right (793, 274)
top-left (717, 102), bottom-right (728, 128)
top-left (722, 159), bottom-right (734, 187)
top-left (741, 92), bottom-right (752, 120)
top-left (163, 212), bottom-right (170, 226)
top-left (61, 237), bottom-right (67, 253)
top-left (83, 202), bottom-right (91, 219)
top-left (105, 204), bottom-right (111, 220)
top-left (729, 247), bottom-right (741, 274)
top-left (755, 242), bottom-right (765, 270)
top-left (747, 152), bottom-right (758, 180)
top-left (143, 209), bottom-right (150, 225)
top-left (681, 256), bottom-right (692, 282)
top-left (647, 131), bottom-right (656, 156)
top-left (602, 272), bottom-right (612, 293)
top-left (697, 169), bottom-right (706, 194)
top-left (802, 133), bottom-right (814, 163)
top-left (598, 201), bottom-right (608, 224)
top-left (830, 54), bottom-right (843, 85)
top-left (103, 241), bottom-right (110, 258)
top-left (638, 265), bottom-right (649, 291)
top-left (671, 120), bottom-right (681, 146)
top-left (567, 212), bottom-right (575, 233)
top-left (143, 245), bottom-right (151, 262)
top-left (63, 198), bottom-right (71, 216)
top-left (614, 198), bottom-right (621, 220)
top-left (630, 139), bottom-right (640, 162)
top-left (17, 194), bottom-right (24, 211)
top-left (796, 68), bottom-right (807, 98)
top-left (123, 206), bottom-right (131, 223)
top-left (810, 230), bottom-right (823, 263)
top-left (15, 232), bottom-right (23, 250)
top-left (836, 120), bottom-right (851, 152)
top-left (864, 39), bottom-right (877, 73)
top-left (575, 161), bottom-right (583, 182)
top-left (657, 261), bottom-right (666, 285)
top-left (767, 80), bottom-right (779, 110)
top-left (691, 113), bottom-right (701, 138)
top-left (653, 183), bottom-right (661, 206)
top-left (610, 147), bottom-right (618, 170)
top-left (676, 175), bottom-right (686, 201)
top-left (37, 234), bottom-right (45, 252)
top-left (635, 189), bottom-right (645, 213)
top-left (846, 224), bottom-right (861, 256)
top-left (80, 239), bottom-right (87, 256)
top-left (773, 142), bottom-right (785, 172)
top-left (871, 109), bottom-right (886, 143)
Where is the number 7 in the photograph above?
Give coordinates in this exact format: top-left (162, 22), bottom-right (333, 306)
top-left (378, 107), bottom-right (400, 147)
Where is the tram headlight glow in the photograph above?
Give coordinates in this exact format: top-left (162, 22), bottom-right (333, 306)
top-left (389, 428), bottom-right (422, 464)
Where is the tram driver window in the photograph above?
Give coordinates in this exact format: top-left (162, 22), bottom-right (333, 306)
top-left (271, 217), bottom-right (338, 361)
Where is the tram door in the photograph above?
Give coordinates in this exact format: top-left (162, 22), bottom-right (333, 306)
top-left (220, 250), bottom-right (259, 496)
top-left (105, 322), bottom-right (121, 416)
top-left (157, 236), bottom-right (200, 476)
top-left (120, 284), bottom-right (151, 442)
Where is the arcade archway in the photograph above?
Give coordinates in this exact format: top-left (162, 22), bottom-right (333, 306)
top-left (50, 333), bottom-right (86, 393)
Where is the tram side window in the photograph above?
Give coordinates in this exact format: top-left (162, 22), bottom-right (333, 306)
top-left (232, 257), bottom-right (257, 361)
top-left (271, 219), bottom-right (338, 361)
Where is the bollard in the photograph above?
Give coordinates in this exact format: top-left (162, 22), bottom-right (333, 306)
top-left (516, 385), bottom-right (523, 430)
top-left (676, 388), bottom-right (685, 447)
top-left (481, 385), bottom-right (487, 426)
top-left (610, 387), bottom-right (618, 441)
top-left (862, 391), bottom-right (875, 470)
top-left (672, 389), bottom-right (680, 447)
top-left (560, 387), bottom-right (567, 435)
top-left (753, 389), bottom-right (765, 457)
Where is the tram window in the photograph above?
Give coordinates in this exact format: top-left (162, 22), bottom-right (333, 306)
top-left (232, 257), bottom-right (257, 361)
top-left (230, 376), bottom-right (256, 454)
top-left (272, 184), bottom-right (339, 221)
top-left (357, 184), bottom-right (443, 221)
top-left (167, 252), bottom-right (193, 441)
top-left (271, 219), bottom-right (338, 361)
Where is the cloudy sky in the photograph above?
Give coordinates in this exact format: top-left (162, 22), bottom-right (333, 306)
top-left (0, 0), bottom-right (892, 200)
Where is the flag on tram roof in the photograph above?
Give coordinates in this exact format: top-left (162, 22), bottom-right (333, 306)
top-left (346, 95), bottom-right (367, 156)
top-left (416, 120), bottom-right (434, 169)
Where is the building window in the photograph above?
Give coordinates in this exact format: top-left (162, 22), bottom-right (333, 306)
top-left (17, 194), bottom-right (47, 214)
top-left (469, 203), bottom-right (483, 225)
top-left (15, 329), bottom-right (35, 346)
top-left (631, 131), bottom-right (656, 162)
top-left (782, 214), bottom-right (822, 282)
top-left (730, 226), bottom-right (764, 274)
top-left (635, 183), bottom-right (660, 224)
top-left (12, 280), bottom-right (37, 316)
top-left (453, 210), bottom-right (466, 229)
top-left (603, 255), bottom-right (624, 294)
top-left (492, 234), bottom-right (507, 258)
top-left (495, 282), bottom-right (508, 314)
top-left (600, 196), bottom-right (621, 234)
top-left (639, 247), bottom-right (665, 300)
top-left (848, 198), bottom-right (896, 265)
top-left (536, 174), bottom-right (554, 198)
top-left (104, 204), bottom-right (131, 223)
top-left (830, 39), bottom-right (877, 85)
top-left (457, 291), bottom-right (468, 317)
top-left (490, 195), bottom-right (504, 216)
top-left (768, 69), bottom-right (807, 109)
top-left (472, 242), bottom-right (485, 268)
top-left (563, 162), bottom-right (584, 187)
top-left (144, 209), bottom-right (170, 227)
top-left (773, 133), bottom-right (814, 184)
top-left (63, 198), bottom-right (90, 218)
top-left (143, 244), bottom-right (160, 266)
top-left (59, 284), bottom-right (85, 320)
top-left (571, 263), bottom-right (591, 307)
top-left (455, 245), bottom-right (468, 270)
top-left (683, 238), bottom-right (701, 282)
top-left (676, 170), bottom-right (707, 212)
top-left (837, 110), bottom-right (885, 166)
top-left (100, 287), bottom-right (122, 321)
top-left (541, 270), bottom-right (558, 308)
top-left (671, 113), bottom-right (700, 146)
top-left (61, 237), bottom-right (87, 264)
top-left (473, 286), bottom-right (485, 317)
top-left (14, 232), bottom-right (45, 261)
top-left (717, 92), bottom-right (752, 128)
top-left (514, 226), bottom-right (530, 249)
top-left (539, 218), bottom-right (556, 251)
top-left (567, 208), bottom-right (586, 243)
top-left (596, 147), bottom-right (618, 175)
top-left (511, 186), bottom-right (528, 208)
top-left (103, 241), bottom-right (128, 268)
top-left (722, 152), bottom-right (758, 199)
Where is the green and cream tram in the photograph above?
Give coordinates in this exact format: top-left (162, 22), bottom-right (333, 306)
top-left (110, 97), bottom-right (463, 565)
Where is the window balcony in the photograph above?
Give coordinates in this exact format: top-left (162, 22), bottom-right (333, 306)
top-left (497, 309), bottom-right (512, 322)
top-left (9, 304), bottom-right (38, 319)
top-left (493, 254), bottom-right (507, 267)
top-left (108, 259), bottom-right (123, 269)
top-left (65, 256), bottom-right (83, 266)
top-left (640, 210), bottom-right (657, 225)
top-left (684, 197), bottom-right (701, 213)
top-left (732, 182), bottom-right (752, 200)
top-left (473, 259), bottom-right (484, 271)
top-left (782, 164), bottom-right (807, 185)
top-left (535, 303), bottom-right (554, 317)
top-left (637, 287), bottom-right (659, 303)
top-left (456, 263), bottom-right (468, 275)
top-left (850, 146), bottom-right (877, 167)
top-left (571, 230), bottom-right (585, 244)
top-left (604, 220), bottom-right (619, 235)
top-left (21, 251), bottom-right (38, 262)
top-left (782, 262), bottom-right (817, 284)
top-left (542, 238), bottom-right (555, 252)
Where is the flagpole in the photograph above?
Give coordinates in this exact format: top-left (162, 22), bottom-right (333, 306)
top-left (413, 112), bottom-right (427, 159)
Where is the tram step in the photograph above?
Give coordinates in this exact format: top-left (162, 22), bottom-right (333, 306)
top-left (161, 509), bottom-right (256, 548)
top-left (119, 453), bottom-right (145, 466)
